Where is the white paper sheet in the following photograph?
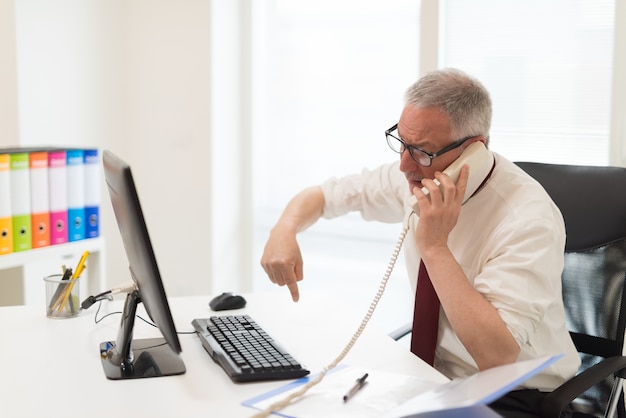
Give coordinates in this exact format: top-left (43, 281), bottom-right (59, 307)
top-left (244, 354), bottom-right (563, 418)
top-left (243, 365), bottom-right (440, 418)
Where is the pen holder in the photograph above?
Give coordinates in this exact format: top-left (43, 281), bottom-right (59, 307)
top-left (45, 274), bottom-right (80, 319)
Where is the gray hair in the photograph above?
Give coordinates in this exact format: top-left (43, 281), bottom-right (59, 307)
top-left (404, 68), bottom-right (492, 143)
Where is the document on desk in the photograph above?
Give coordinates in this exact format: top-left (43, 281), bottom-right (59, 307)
top-left (242, 365), bottom-right (439, 418)
top-left (383, 354), bottom-right (563, 418)
top-left (244, 355), bottom-right (562, 418)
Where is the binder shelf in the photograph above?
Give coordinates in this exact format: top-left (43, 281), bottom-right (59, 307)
top-left (0, 237), bottom-right (105, 306)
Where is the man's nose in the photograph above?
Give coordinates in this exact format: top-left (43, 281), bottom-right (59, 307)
top-left (399, 149), bottom-right (417, 172)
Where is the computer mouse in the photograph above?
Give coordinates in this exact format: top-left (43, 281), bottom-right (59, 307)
top-left (209, 292), bottom-right (247, 311)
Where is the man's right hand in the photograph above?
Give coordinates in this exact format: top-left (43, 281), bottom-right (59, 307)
top-left (259, 186), bottom-right (326, 302)
top-left (260, 227), bottom-right (304, 302)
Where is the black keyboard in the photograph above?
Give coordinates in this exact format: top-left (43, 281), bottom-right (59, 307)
top-left (191, 315), bottom-right (310, 382)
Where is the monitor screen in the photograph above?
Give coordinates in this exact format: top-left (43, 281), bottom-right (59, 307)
top-left (99, 150), bottom-right (186, 380)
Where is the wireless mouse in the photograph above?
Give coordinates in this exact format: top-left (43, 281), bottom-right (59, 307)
top-left (209, 292), bottom-right (247, 311)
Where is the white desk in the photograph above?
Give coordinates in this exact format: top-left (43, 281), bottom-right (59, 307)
top-left (0, 292), bottom-right (455, 417)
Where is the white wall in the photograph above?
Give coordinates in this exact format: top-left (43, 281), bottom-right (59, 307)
top-left (611, 0), bottom-right (626, 166)
top-left (209, 0), bottom-right (253, 293)
top-left (0, 0), bottom-right (237, 299)
top-left (118, 0), bottom-right (213, 296)
top-left (0, 0), bottom-right (19, 146)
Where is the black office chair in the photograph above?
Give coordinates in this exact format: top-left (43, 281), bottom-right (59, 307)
top-left (514, 162), bottom-right (626, 418)
top-left (389, 162), bottom-right (626, 417)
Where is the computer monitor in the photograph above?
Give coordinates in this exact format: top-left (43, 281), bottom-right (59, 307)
top-left (100, 150), bottom-right (186, 380)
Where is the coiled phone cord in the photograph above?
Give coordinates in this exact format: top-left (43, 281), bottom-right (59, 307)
top-left (251, 223), bottom-right (410, 418)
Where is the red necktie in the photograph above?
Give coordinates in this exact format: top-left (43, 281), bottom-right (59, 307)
top-left (409, 158), bottom-right (496, 365)
top-left (410, 260), bottom-right (440, 365)
top-left (409, 157), bottom-right (496, 365)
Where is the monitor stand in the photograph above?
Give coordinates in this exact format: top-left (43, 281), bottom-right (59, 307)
top-left (99, 291), bottom-right (186, 380)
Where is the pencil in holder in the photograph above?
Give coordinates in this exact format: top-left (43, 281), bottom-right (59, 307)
top-left (45, 274), bottom-right (80, 318)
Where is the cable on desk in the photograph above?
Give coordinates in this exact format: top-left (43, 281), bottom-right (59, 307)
top-left (250, 223), bottom-right (410, 418)
top-left (91, 299), bottom-right (197, 335)
top-left (81, 282), bottom-right (138, 310)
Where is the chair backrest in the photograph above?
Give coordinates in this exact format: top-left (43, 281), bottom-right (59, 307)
top-left (516, 162), bottom-right (626, 415)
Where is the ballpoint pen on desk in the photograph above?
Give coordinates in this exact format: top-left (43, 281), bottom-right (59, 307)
top-left (51, 251), bottom-right (89, 313)
top-left (343, 373), bottom-right (368, 402)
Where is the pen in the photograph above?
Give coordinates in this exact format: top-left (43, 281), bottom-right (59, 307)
top-left (343, 373), bottom-right (368, 402)
top-left (71, 251), bottom-right (90, 280)
top-left (52, 251), bottom-right (90, 313)
top-left (48, 267), bottom-right (73, 310)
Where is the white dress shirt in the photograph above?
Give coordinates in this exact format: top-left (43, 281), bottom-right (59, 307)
top-left (320, 151), bottom-right (580, 391)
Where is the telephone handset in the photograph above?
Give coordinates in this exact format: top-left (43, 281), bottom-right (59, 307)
top-left (409, 141), bottom-right (492, 216)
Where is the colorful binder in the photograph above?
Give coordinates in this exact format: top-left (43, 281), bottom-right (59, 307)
top-left (0, 146), bottom-right (101, 253)
top-left (48, 150), bottom-right (68, 245)
top-left (0, 153), bottom-right (12, 255)
top-left (83, 149), bottom-right (100, 238)
top-left (9, 152), bottom-right (32, 252)
top-left (29, 151), bottom-right (51, 248)
top-left (66, 149), bottom-right (85, 242)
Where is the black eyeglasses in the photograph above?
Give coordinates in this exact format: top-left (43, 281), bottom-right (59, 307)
top-left (385, 124), bottom-right (475, 167)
